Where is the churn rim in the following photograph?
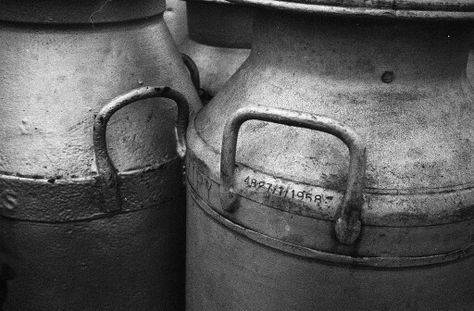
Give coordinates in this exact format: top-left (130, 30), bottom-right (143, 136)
top-left (226, 0), bottom-right (474, 20)
top-left (0, 0), bottom-right (166, 24)
top-left (184, 0), bottom-right (236, 3)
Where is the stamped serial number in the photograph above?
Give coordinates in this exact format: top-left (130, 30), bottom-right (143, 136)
top-left (243, 176), bottom-right (333, 205)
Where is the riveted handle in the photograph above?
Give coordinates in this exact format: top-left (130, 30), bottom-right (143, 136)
top-left (219, 106), bottom-right (366, 245)
top-left (93, 86), bottom-right (189, 212)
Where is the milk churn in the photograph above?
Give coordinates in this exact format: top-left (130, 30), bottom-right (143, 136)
top-left (186, 1), bottom-right (474, 310)
top-left (0, 0), bottom-right (200, 309)
top-left (179, 0), bottom-right (255, 102)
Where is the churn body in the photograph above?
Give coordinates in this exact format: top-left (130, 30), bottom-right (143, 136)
top-left (0, 0), bottom-right (200, 309)
top-left (186, 1), bottom-right (474, 310)
top-left (179, 0), bottom-right (255, 99)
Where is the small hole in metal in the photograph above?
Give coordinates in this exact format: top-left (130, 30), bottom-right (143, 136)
top-left (381, 71), bottom-right (394, 83)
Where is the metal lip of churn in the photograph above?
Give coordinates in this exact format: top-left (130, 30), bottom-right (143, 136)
top-left (229, 0), bottom-right (474, 19)
top-left (186, 0), bottom-right (474, 309)
top-left (0, 0), bottom-right (200, 309)
top-left (0, 0), bottom-right (166, 23)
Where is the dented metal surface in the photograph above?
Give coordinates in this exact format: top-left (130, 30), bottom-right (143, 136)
top-left (186, 2), bottom-right (474, 310)
top-left (0, 1), bottom-right (200, 309)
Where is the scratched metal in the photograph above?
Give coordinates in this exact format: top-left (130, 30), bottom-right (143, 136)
top-left (179, 0), bottom-right (256, 101)
top-left (0, 1), bottom-right (200, 309)
top-left (185, 6), bottom-right (474, 311)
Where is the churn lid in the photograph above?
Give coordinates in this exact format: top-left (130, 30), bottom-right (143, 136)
top-left (0, 0), bottom-right (166, 24)
top-left (227, 0), bottom-right (474, 19)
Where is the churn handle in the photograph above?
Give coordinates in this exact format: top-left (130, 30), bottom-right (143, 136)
top-left (181, 53), bottom-right (213, 104)
top-left (93, 86), bottom-right (189, 212)
top-left (181, 53), bottom-right (201, 91)
top-left (219, 105), bottom-right (366, 245)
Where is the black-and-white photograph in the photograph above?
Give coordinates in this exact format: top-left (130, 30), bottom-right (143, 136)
top-left (0, 0), bottom-right (472, 309)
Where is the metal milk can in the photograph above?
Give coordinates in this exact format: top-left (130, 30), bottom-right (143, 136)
top-left (186, 0), bottom-right (474, 310)
top-left (0, 0), bottom-right (200, 309)
top-left (179, 0), bottom-right (255, 102)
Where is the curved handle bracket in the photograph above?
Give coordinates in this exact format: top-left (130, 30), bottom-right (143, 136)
top-left (181, 53), bottom-right (213, 104)
top-left (219, 106), bottom-right (366, 245)
top-left (181, 53), bottom-right (200, 91)
top-left (93, 86), bottom-right (189, 212)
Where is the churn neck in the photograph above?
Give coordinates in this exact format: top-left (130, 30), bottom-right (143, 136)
top-left (0, 0), bottom-right (166, 24)
top-left (186, 0), bottom-right (255, 49)
top-left (251, 9), bottom-right (472, 83)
